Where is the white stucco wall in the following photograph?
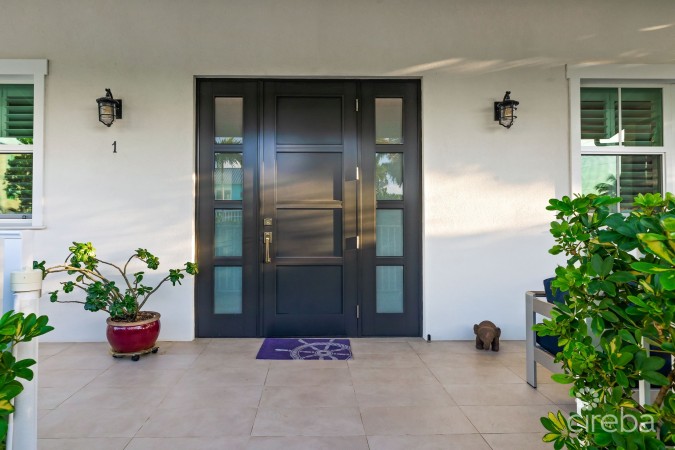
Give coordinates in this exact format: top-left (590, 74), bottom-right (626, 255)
top-left (2, 0), bottom-right (675, 341)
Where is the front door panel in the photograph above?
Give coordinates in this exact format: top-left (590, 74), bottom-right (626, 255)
top-left (196, 79), bottom-right (420, 338)
top-left (261, 81), bottom-right (358, 336)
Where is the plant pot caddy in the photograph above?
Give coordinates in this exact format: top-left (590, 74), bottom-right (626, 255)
top-left (107, 311), bottom-right (161, 361)
top-left (35, 242), bottom-right (197, 362)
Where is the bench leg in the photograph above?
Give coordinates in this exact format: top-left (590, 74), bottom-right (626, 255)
top-left (526, 292), bottom-right (537, 388)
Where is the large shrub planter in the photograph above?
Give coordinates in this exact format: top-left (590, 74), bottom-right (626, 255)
top-left (106, 311), bottom-right (161, 354)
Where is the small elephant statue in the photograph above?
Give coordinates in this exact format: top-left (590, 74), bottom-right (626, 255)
top-left (474, 320), bottom-right (501, 351)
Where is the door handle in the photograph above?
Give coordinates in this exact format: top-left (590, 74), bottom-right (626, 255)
top-left (264, 232), bottom-right (273, 263)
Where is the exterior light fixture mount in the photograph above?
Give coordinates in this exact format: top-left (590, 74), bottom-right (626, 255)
top-left (494, 91), bottom-right (519, 129)
top-left (96, 88), bottom-right (122, 127)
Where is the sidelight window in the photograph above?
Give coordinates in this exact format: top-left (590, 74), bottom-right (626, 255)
top-left (375, 98), bottom-right (404, 144)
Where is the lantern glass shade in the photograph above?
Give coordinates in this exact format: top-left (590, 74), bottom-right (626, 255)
top-left (499, 105), bottom-right (514, 128)
top-left (96, 89), bottom-right (122, 127)
top-left (98, 102), bottom-right (116, 127)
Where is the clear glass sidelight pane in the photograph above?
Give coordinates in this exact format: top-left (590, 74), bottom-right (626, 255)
top-left (214, 266), bottom-right (243, 314)
top-left (214, 210), bottom-right (242, 257)
top-left (376, 210), bottom-right (403, 256)
top-left (214, 97), bottom-right (243, 144)
top-left (0, 85), bottom-right (33, 145)
top-left (582, 154), bottom-right (662, 212)
top-left (376, 266), bottom-right (404, 313)
top-left (214, 153), bottom-right (243, 200)
top-left (580, 88), bottom-right (619, 147)
top-left (0, 153), bottom-right (32, 217)
top-left (375, 98), bottom-right (403, 144)
top-left (376, 153), bottom-right (403, 200)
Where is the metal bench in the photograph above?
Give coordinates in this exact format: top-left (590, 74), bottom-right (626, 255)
top-left (526, 290), bottom-right (658, 405)
top-left (525, 290), bottom-right (561, 388)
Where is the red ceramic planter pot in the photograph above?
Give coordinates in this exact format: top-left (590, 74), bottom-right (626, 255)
top-left (106, 312), bottom-right (161, 353)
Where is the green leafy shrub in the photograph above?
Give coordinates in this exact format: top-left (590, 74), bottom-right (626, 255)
top-left (0, 310), bottom-right (52, 449)
top-left (536, 193), bottom-right (675, 449)
top-left (34, 242), bottom-right (198, 322)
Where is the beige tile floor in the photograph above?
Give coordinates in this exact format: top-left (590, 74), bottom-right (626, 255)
top-left (37, 339), bottom-right (573, 450)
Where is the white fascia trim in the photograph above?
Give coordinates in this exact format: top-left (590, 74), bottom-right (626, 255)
top-left (0, 60), bottom-right (48, 77)
top-left (567, 64), bottom-right (675, 81)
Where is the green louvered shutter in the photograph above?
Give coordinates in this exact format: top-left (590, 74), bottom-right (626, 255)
top-left (621, 88), bottom-right (663, 147)
top-left (580, 88), bottom-right (618, 146)
top-left (0, 84), bottom-right (33, 144)
top-left (619, 155), bottom-right (662, 207)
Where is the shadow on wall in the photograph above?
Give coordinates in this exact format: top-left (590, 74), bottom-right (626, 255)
top-left (424, 224), bottom-right (561, 340)
top-left (424, 163), bottom-right (567, 238)
top-left (388, 56), bottom-right (562, 77)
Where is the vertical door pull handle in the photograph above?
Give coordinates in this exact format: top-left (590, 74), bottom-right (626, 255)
top-left (264, 232), bottom-right (273, 263)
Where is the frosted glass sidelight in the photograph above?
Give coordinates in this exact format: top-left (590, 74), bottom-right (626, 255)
top-left (214, 97), bottom-right (243, 144)
top-left (214, 267), bottom-right (243, 314)
top-left (375, 98), bottom-right (403, 144)
top-left (376, 210), bottom-right (403, 256)
top-left (376, 266), bottom-right (404, 313)
top-left (214, 210), bottom-right (242, 257)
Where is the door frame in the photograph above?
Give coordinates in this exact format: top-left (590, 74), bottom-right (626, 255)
top-left (195, 77), bottom-right (423, 338)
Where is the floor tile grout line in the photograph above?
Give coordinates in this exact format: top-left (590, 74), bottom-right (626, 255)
top-left (120, 436), bottom-right (133, 450)
top-left (456, 404), bottom-right (489, 436)
top-left (479, 432), bottom-right (498, 450)
top-left (248, 362), bottom-right (271, 437)
top-left (347, 349), bottom-right (369, 442)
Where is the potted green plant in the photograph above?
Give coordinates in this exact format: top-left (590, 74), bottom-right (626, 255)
top-left (34, 242), bottom-right (197, 359)
top-left (536, 193), bottom-right (675, 449)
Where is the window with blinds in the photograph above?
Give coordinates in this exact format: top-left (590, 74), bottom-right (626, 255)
top-left (582, 154), bottom-right (662, 212)
top-left (580, 87), bottom-right (663, 147)
top-left (0, 84), bottom-right (33, 145)
top-left (580, 87), bottom-right (664, 211)
top-left (0, 84), bottom-right (34, 217)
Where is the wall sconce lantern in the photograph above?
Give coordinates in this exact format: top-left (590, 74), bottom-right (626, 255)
top-left (96, 89), bottom-right (122, 127)
top-left (494, 91), bottom-right (519, 129)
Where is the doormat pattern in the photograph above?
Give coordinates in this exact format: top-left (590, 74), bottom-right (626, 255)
top-left (256, 338), bottom-right (352, 360)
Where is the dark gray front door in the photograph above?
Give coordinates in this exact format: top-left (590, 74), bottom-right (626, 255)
top-left (196, 79), bottom-right (421, 337)
top-left (261, 81), bottom-right (359, 336)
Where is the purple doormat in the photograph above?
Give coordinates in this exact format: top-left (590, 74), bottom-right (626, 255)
top-left (256, 338), bottom-right (352, 360)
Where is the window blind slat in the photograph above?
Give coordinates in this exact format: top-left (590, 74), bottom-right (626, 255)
top-left (1, 86), bottom-right (34, 143)
top-left (621, 89), bottom-right (662, 147)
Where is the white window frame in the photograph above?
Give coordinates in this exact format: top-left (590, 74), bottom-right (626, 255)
top-left (0, 59), bottom-right (47, 228)
top-left (568, 65), bottom-right (675, 201)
